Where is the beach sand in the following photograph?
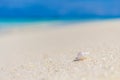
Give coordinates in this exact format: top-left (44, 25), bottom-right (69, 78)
top-left (0, 20), bottom-right (120, 80)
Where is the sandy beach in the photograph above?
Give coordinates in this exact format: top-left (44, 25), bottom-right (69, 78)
top-left (0, 20), bottom-right (120, 80)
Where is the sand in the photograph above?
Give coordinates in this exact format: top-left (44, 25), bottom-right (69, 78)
top-left (0, 19), bottom-right (120, 80)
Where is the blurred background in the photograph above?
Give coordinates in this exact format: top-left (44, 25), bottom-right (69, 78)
top-left (0, 0), bottom-right (120, 21)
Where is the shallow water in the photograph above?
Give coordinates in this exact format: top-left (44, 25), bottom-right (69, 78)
top-left (0, 17), bottom-right (119, 28)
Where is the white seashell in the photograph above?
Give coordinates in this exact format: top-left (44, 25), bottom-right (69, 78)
top-left (74, 52), bottom-right (90, 61)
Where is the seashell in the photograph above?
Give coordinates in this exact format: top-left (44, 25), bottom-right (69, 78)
top-left (73, 52), bottom-right (89, 61)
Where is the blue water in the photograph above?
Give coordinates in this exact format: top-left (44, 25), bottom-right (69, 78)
top-left (0, 0), bottom-right (120, 23)
top-left (0, 0), bottom-right (120, 28)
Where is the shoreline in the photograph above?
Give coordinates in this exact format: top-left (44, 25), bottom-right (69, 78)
top-left (0, 18), bottom-right (119, 28)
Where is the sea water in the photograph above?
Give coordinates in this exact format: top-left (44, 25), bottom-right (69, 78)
top-left (0, 16), bottom-right (119, 28)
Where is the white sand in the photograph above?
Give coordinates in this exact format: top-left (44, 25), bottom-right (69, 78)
top-left (0, 20), bottom-right (120, 80)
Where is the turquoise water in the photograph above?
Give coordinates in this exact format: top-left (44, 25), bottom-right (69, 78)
top-left (0, 17), bottom-right (117, 23)
top-left (0, 17), bottom-right (119, 28)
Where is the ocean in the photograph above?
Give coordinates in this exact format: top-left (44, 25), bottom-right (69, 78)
top-left (0, 16), bottom-right (119, 27)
